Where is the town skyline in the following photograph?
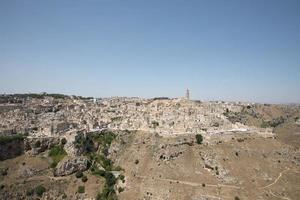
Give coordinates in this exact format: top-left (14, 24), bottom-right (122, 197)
top-left (1, 0), bottom-right (300, 103)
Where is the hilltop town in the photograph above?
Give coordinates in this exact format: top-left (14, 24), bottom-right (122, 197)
top-left (0, 93), bottom-right (299, 200)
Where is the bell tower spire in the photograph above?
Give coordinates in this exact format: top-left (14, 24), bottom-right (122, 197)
top-left (186, 88), bottom-right (190, 100)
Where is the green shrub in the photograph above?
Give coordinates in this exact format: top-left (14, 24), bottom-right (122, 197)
top-left (49, 145), bottom-right (66, 157)
top-left (0, 184), bottom-right (5, 190)
top-left (50, 162), bottom-right (57, 168)
top-left (96, 184), bottom-right (117, 200)
top-left (86, 131), bottom-right (120, 200)
top-left (234, 197), bottom-right (240, 200)
top-left (78, 186), bottom-right (85, 193)
top-left (92, 169), bottom-right (116, 189)
top-left (135, 159), bottom-right (139, 165)
top-left (196, 134), bottom-right (203, 144)
top-left (93, 169), bottom-right (106, 177)
top-left (114, 166), bottom-right (123, 171)
top-left (74, 134), bottom-right (94, 153)
top-left (104, 172), bottom-right (116, 187)
top-left (96, 155), bottom-right (113, 171)
top-left (35, 185), bottom-right (46, 197)
top-left (261, 121), bottom-right (269, 128)
top-left (151, 121), bottom-right (159, 128)
top-left (61, 138), bottom-right (67, 145)
top-left (0, 167), bottom-right (8, 176)
top-left (26, 189), bottom-right (34, 196)
top-left (49, 145), bottom-right (67, 168)
top-left (76, 171), bottom-right (83, 178)
top-left (118, 187), bottom-right (124, 193)
top-left (93, 131), bottom-right (116, 147)
top-left (0, 134), bottom-right (24, 145)
top-left (33, 140), bottom-right (41, 148)
top-left (74, 131), bottom-right (116, 155)
top-left (82, 175), bottom-right (88, 182)
top-left (270, 117), bottom-right (285, 127)
top-left (118, 174), bottom-right (125, 181)
top-left (261, 117), bottom-right (285, 128)
top-left (111, 116), bottom-right (122, 122)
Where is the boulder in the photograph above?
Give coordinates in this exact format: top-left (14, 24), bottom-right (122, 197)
top-left (54, 157), bottom-right (88, 177)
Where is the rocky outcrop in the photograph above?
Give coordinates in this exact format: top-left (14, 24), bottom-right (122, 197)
top-left (24, 137), bottom-right (60, 155)
top-left (0, 137), bottom-right (24, 160)
top-left (54, 157), bottom-right (88, 177)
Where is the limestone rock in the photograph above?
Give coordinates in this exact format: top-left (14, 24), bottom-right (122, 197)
top-left (54, 156), bottom-right (88, 177)
top-left (25, 137), bottom-right (60, 155)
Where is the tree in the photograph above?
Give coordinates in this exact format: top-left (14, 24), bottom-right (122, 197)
top-left (82, 175), bottom-right (88, 182)
top-left (196, 134), bottom-right (203, 144)
top-left (76, 171), bottom-right (83, 178)
top-left (105, 172), bottom-right (116, 187)
top-left (61, 138), bottom-right (67, 145)
top-left (78, 186), bottom-right (85, 193)
top-left (35, 185), bottom-right (46, 197)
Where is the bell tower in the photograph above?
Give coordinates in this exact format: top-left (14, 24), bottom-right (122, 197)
top-left (185, 88), bottom-right (190, 100)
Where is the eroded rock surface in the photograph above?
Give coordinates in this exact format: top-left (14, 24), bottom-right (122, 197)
top-left (54, 157), bottom-right (88, 177)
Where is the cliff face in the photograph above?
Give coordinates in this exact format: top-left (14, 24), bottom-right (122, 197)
top-left (0, 139), bottom-right (24, 160)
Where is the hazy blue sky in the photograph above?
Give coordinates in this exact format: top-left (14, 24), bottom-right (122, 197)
top-left (0, 0), bottom-right (300, 103)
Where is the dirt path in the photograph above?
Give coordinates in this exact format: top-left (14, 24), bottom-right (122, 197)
top-left (260, 168), bottom-right (290, 189)
top-left (259, 168), bottom-right (300, 200)
top-left (136, 175), bottom-right (242, 189)
top-left (26, 175), bottom-right (69, 181)
top-left (198, 194), bottom-right (222, 200)
top-left (46, 175), bottom-right (69, 181)
top-left (268, 190), bottom-right (291, 200)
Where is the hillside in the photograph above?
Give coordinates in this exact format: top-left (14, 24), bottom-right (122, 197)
top-left (0, 94), bottom-right (299, 200)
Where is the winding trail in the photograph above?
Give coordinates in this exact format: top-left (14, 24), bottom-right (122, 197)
top-left (259, 168), bottom-right (300, 200)
top-left (260, 168), bottom-right (290, 189)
